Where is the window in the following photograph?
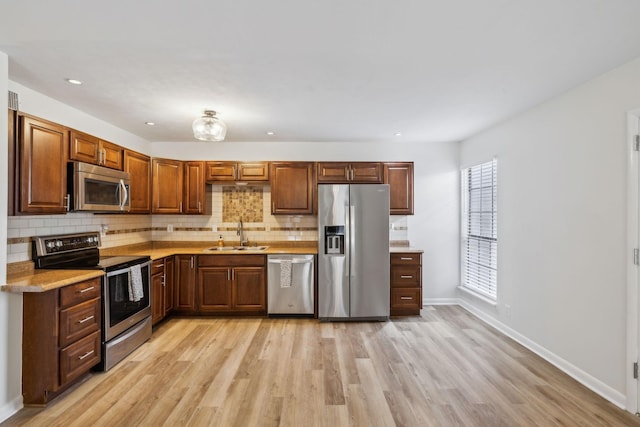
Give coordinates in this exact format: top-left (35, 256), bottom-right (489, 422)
top-left (461, 158), bottom-right (498, 300)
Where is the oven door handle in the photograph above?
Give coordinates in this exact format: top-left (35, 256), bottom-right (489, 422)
top-left (106, 260), bottom-right (151, 278)
top-left (118, 179), bottom-right (128, 211)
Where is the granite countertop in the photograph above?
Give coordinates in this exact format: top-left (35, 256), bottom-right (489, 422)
top-left (4, 269), bottom-right (104, 293)
top-left (4, 241), bottom-right (422, 293)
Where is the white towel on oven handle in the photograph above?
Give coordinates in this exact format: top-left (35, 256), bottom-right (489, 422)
top-left (129, 264), bottom-right (144, 302)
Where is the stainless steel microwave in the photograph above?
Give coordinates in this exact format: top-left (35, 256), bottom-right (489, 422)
top-left (68, 162), bottom-right (130, 212)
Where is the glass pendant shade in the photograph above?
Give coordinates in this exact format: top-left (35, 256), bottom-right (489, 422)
top-left (192, 110), bottom-right (227, 141)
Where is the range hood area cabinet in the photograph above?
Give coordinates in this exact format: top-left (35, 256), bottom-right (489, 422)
top-left (69, 130), bottom-right (123, 171)
top-left (205, 161), bottom-right (269, 183)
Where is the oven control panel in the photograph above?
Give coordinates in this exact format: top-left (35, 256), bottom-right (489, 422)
top-left (33, 232), bottom-right (102, 256)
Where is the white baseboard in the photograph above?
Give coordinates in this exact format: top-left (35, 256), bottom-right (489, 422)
top-left (423, 298), bottom-right (628, 410)
top-left (0, 394), bottom-right (22, 423)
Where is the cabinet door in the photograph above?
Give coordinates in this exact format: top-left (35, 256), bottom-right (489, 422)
top-left (183, 161), bottom-right (205, 214)
top-left (19, 115), bottom-right (69, 214)
top-left (384, 162), bottom-right (414, 215)
top-left (351, 162), bottom-right (383, 183)
top-left (152, 158), bottom-right (183, 213)
top-left (124, 150), bottom-right (151, 213)
top-left (8, 109), bottom-right (17, 215)
top-left (233, 267), bottom-right (266, 311)
top-left (198, 267), bottom-right (232, 311)
top-left (69, 130), bottom-right (100, 164)
top-left (316, 162), bottom-right (350, 183)
top-left (151, 273), bottom-right (165, 325)
top-left (164, 256), bottom-right (175, 314)
top-left (100, 140), bottom-right (123, 170)
top-left (174, 255), bottom-right (196, 311)
top-left (270, 162), bottom-right (315, 215)
top-left (205, 161), bottom-right (237, 181)
top-left (237, 162), bottom-right (269, 181)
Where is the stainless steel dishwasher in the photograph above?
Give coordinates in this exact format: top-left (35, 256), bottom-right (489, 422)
top-left (268, 254), bottom-right (314, 315)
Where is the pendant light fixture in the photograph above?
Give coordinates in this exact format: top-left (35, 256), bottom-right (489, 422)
top-left (192, 110), bottom-right (227, 141)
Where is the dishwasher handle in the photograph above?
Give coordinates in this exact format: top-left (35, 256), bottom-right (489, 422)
top-left (268, 258), bottom-right (313, 265)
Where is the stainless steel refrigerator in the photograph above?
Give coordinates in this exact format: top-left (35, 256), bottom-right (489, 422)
top-left (318, 184), bottom-right (390, 321)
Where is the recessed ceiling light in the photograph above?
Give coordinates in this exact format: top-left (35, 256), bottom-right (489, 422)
top-left (394, 132), bottom-right (402, 137)
top-left (266, 131), bottom-right (275, 136)
top-left (145, 122), bottom-right (155, 126)
top-left (65, 78), bottom-right (83, 85)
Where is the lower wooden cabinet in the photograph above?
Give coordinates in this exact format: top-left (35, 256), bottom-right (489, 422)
top-left (174, 255), bottom-right (196, 312)
top-left (151, 256), bottom-right (176, 325)
top-left (390, 252), bottom-right (422, 316)
top-left (22, 277), bottom-right (102, 405)
top-left (197, 255), bottom-right (267, 315)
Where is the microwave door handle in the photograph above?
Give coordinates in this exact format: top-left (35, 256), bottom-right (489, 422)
top-left (119, 179), bottom-right (128, 210)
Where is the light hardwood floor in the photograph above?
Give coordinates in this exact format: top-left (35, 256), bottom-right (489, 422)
top-left (3, 305), bottom-right (639, 426)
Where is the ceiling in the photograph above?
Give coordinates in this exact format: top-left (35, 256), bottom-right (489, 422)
top-left (2, 1), bottom-right (640, 144)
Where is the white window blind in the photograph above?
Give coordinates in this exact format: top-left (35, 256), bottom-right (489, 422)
top-left (462, 159), bottom-right (497, 300)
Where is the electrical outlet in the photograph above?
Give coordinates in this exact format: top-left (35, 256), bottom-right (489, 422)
top-left (167, 224), bottom-right (173, 233)
top-left (212, 224), bottom-right (217, 232)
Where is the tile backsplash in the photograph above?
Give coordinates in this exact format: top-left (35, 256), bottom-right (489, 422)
top-left (7, 185), bottom-right (409, 263)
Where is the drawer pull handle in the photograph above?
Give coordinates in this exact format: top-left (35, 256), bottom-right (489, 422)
top-left (79, 286), bottom-right (95, 293)
top-left (400, 257), bottom-right (413, 261)
top-left (78, 315), bottom-right (94, 324)
top-left (400, 296), bottom-right (413, 300)
top-left (78, 350), bottom-right (94, 360)
top-left (401, 275), bottom-right (413, 279)
top-left (155, 264), bottom-right (164, 268)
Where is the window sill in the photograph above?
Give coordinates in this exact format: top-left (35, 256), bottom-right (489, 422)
top-left (457, 285), bottom-right (498, 306)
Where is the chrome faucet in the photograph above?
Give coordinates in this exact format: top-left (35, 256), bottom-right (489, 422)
top-left (237, 217), bottom-right (248, 246)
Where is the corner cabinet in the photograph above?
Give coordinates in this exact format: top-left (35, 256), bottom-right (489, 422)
top-left (270, 162), bottom-right (315, 215)
top-left (152, 158), bottom-right (184, 214)
top-left (384, 162), bottom-right (414, 215)
top-left (390, 252), bottom-right (422, 316)
top-left (197, 255), bottom-right (266, 315)
top-left (124, 150), bottom-right (152, 213)
top-left (23, 277), bottom-right (102, 405)
top-left (18, 114), bottom-right (69, 214)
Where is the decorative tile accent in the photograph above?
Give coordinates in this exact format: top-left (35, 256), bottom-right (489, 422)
top-left (222, 186), bottom-right (263, 223)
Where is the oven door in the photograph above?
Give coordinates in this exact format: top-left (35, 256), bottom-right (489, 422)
top-left (103, 261), bottom-right (151, 341)
top-left (71, 162), bottom-right (130, 212)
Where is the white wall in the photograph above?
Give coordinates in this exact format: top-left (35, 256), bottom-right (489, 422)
top-left (0, 52), bottom-right (24, 422)
top-left (459, 57), bottom-right (640, 406)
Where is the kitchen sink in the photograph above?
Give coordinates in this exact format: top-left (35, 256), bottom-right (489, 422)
top-left (205, 246), bottom-right (269, 252)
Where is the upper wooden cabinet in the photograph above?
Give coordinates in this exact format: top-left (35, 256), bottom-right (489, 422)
top-left (183, 161), bottom-right (206, 214)
top-left (152, 158), bottom-right (184, 214)
top-left (384, 162), bottom-right (414, 215)
top-left (69, 130), bottom-right (123, 170)
top-left (18, 114), bottom-right (69, 214)
top-left (205, 161), bottom-right (269, 183)
top-left (123, 150), bottom-right (151, 214)
top-left (317, 162), bottom-right (383, 183)
top-left (270, 162), bottom-right (315, 215)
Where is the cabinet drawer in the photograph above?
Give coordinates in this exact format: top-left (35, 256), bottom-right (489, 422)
top-left (391, 253), bottom-right (422, 266)
top-left (391, 288), bottom-right (421, 310)
top-left (151, 259), bottom-right (165, 276)
top-left (59, 330), bottom-right (101, 386)
top-left (391, 265), bottom-right (421, 287)
top-left (59, 298), bottom-right (101, 348)
top-left (60, 278), bottom-right (101, 307)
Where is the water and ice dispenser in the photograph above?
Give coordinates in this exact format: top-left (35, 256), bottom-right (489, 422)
top-left (324, 226), bottom-right (345, 255)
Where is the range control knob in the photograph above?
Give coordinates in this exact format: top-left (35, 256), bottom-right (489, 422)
top-left (55, 240), bottom-right (63, 248)
top-left (45, 241), bottom-right (56, 250)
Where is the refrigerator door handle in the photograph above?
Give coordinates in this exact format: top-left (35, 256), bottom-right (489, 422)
top-left (349, 204), bottom-right (356, 279)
